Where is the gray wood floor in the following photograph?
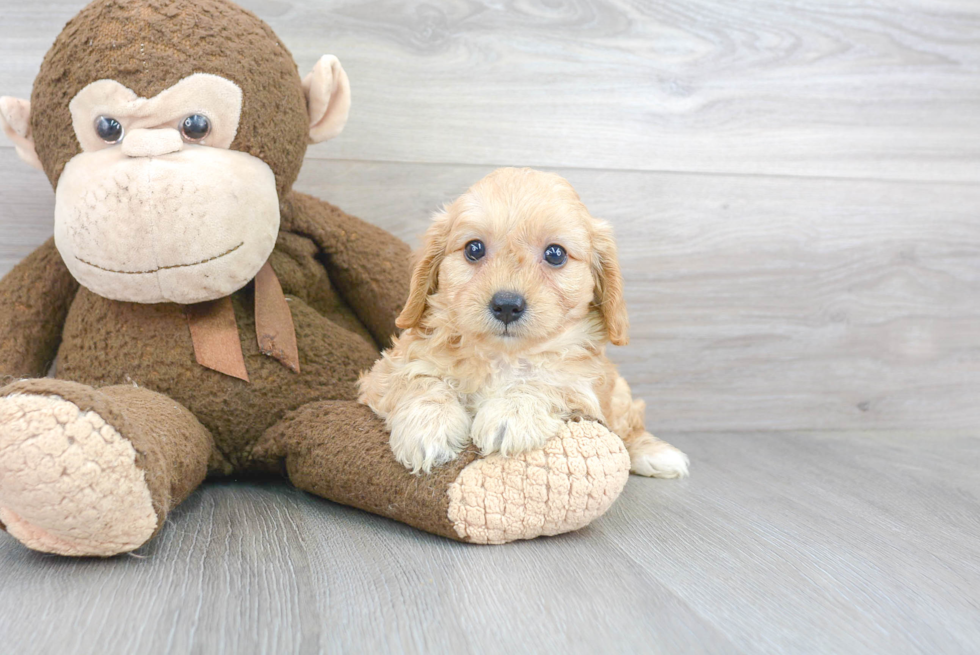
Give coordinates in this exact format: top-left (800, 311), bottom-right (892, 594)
top-left (1, 0), bottom-right (979, 653)
top-left (1, 431), bottom-right (978, 654)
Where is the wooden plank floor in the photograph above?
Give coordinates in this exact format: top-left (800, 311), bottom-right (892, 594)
top-left (1, 0), bottom-right (979, 653)
top-left (1, 430), bottom-right (978, 655)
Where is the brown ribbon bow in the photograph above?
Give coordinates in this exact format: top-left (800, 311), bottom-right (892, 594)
top-left (185, 262), bottom-right (300, 381)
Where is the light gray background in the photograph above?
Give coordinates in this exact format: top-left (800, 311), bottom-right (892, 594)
top-left (0, 1), bottom-right (978, 653)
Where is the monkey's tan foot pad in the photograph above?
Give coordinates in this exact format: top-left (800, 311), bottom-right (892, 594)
top-left (448, 420), bottom-right (631, 544)
top-left (0, 393), bottom-right (158, 557)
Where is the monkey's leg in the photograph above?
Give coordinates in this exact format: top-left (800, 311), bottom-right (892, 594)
top-left (0, 380), bottom-right (214, 557)
top-left (250, 401), bottom-right (632, 545)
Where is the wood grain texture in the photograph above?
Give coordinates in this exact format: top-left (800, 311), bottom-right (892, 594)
top-left (152, 0), bottom-right (980, 182)
top-left (2, 0), bottom-right (980, 181)
top-left (0, 480), bottom-right (738, 655)
top-left (1, 430), bottom-right (977, 654)
top-left (597, 430), bottom-right (980, 654)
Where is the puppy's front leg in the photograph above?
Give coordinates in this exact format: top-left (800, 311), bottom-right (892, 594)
top-left (470, 390), bottom-right (565, 457)
top-left (385, 382), bottom-right (471, 474)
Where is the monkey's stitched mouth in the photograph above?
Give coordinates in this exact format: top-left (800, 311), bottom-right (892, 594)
top-left (75, 241), bottom-right (245, 275)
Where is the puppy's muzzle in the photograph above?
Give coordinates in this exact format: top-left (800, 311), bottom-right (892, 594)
top-left (490, 291), bottom-right (526, 325)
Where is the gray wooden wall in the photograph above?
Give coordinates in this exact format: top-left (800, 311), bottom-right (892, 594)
top-left (1, 0), bottom-right (978, 433)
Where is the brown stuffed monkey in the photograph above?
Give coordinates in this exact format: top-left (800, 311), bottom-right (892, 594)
top-left (0, 0), bottom-right (630, 556)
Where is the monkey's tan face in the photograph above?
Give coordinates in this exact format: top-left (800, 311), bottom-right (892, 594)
top-left (53, 74), bottom-right (280, 304)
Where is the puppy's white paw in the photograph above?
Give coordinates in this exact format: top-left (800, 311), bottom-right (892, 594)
top-left (471, 397), bottom-right (564, 457)
top-left (627, 432), bottom-right (690, 478)
top-left (389, 399), bottom-right (471, 474)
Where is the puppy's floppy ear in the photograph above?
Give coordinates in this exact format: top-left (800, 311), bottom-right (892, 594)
top-left (591, 219), bottom-right (629, 345)
top-left (395, 210), bottom-right (451, 329)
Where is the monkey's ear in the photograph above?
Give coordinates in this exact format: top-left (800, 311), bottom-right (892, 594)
top-left (0, 97), bottom-right (42, 171)
top-left (302, 55), bottom-right (351, 144)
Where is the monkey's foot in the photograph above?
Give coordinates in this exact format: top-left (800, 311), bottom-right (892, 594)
top-left (0, 393), bottom-right (158, 556)
top-left (447, 419), bottom-right (632, 544)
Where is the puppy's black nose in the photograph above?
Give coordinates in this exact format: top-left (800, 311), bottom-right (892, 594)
top-left (490, 291), bottom-right (526, 325)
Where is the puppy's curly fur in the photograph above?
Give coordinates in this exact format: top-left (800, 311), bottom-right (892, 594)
top-left (359, 168), bottom-right (689, 477)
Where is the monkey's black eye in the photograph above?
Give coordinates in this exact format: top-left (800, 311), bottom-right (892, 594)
top-left (464, 240), bottom-right (486, 262)
top-left (544, 244), bottom-right (567, 267)
top-left (95, 116), bottom-right (124, 143)
top-left (180, 114), bottom-right (211, 142)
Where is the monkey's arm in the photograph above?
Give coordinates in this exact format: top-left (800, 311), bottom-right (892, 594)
top-left (0, 238), bottom-right (79, 378)
top-left (282, 192), bottom-right (411, 347)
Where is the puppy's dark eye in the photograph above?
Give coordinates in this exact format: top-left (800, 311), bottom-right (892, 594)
top-left (464, 240), bottom-right (486, 262)
top-left (180, 114), bottom-right (211, 141)
top-left (95, 116), bottom-right (124, 143)
top-left (544, 244), bottom-right (567, 266)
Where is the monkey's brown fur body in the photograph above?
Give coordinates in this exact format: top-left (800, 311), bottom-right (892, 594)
top-left (0, 0), bottom-right (630, 554)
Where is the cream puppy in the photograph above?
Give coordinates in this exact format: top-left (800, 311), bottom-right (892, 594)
top-left (359, 168), bottom-right (689, 478)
